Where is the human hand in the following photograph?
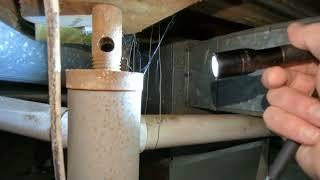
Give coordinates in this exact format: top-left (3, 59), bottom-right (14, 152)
top-left (262, 22), bottom-right (320, 179)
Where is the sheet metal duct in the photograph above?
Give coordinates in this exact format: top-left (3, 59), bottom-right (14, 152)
top-left (0, 21), bottom-right (91, 84)
top-left (188, 16), bottom-right (320, 115)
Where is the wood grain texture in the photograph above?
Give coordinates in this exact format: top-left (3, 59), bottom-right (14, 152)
top-left (43, 0), bottom-right (66, 180)
top-left (0, 1), bottom-right (20, 29)
top-left (20, 0), bottom-right (200, 33)
top-left (190, 1), bottom-right (300, 27)
top-left (213, 3), bottom-right (289, 27)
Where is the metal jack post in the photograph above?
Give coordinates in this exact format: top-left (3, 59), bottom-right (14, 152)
top-left (66, 4), bottom-right (143, 180)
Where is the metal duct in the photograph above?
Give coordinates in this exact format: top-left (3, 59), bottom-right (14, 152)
top-left (0, 21), bottom-right (91, 84)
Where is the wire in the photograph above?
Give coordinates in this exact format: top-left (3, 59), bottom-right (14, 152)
top-left (127, 35), bottom-right (135, 71)
top-left (158, 25), bottom-right (162, 117)
top-left (142, 16), bottom-right (175, 74)
top-left (144, 26), bottom-right (154, 114)
top-left (133, 34), bottom-right (136, 71)
top-left (154, 23), bottom-right (162, 149)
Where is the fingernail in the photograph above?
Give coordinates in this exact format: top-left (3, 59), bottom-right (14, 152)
top-left (309, 104), bottom-right (320, 120)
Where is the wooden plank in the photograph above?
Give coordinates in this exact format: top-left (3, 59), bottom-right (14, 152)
top-left (213, 3), bottom-right (289, 27)
top-left (0, 1), bottom-right (20, 29)
top-left (20, 0), bottom-right (200, 34)
top-left (191, 2), bottom-right (291, 27)
top-left (20, 0), bottom-right (92, 16)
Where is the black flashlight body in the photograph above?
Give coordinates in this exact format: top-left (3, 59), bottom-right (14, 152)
top-left (214, 45), bottom-right (315, 78)
top-left (212, 45), bottom-right (317, 180)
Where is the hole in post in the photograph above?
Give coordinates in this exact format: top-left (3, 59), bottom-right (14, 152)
top-left (99, 37), bottom-right (115, 52)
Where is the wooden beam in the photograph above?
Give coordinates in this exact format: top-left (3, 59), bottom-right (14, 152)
top-left (20, 0), bottom-right (200, 34)
top-left (0, 1), bottom-right (20, 29)
top-left (191, 2), bottom-right (291, 27)
top-left (213, 3), bottom-right (290, 27)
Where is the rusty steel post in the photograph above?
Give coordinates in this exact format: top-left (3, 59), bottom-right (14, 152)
top-left (66, 4), bottom-right (143, 180)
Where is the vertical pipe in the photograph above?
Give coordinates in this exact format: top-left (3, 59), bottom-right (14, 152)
top-left (68, 88), bottom-right (142, 180)
top-left (43, 0), bottom-right (66, 180)
top-left (92, 4), bottom-right (122, 71)
top-left (67, 4), bottom-right (143, 180)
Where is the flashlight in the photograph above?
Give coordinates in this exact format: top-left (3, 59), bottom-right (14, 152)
top-left (211, 45), bottom-right (315, 79)
top-left (211, 45), bottom-right (317, 180)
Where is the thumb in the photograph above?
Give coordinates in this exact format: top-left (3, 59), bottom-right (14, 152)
top-left (288, 22), bottom-right (320, 60)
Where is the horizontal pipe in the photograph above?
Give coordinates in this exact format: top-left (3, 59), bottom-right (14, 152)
top-left (0, 96), bottom-right (68, 145)
top-left (142, 114), bottom-right (271, 150)
top-left (0, 96), bottom-right (271, 152)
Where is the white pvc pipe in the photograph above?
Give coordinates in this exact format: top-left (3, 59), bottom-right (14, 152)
top-left (0, 96), bottom-right (271, 152)
top-left (141, 115), bottom-right (271, 150)
top-left (0, 96), bottom-right (68, 146)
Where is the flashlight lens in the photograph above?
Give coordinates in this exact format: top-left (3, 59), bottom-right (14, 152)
top-left (211, 54), bottom-right (219, 78)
